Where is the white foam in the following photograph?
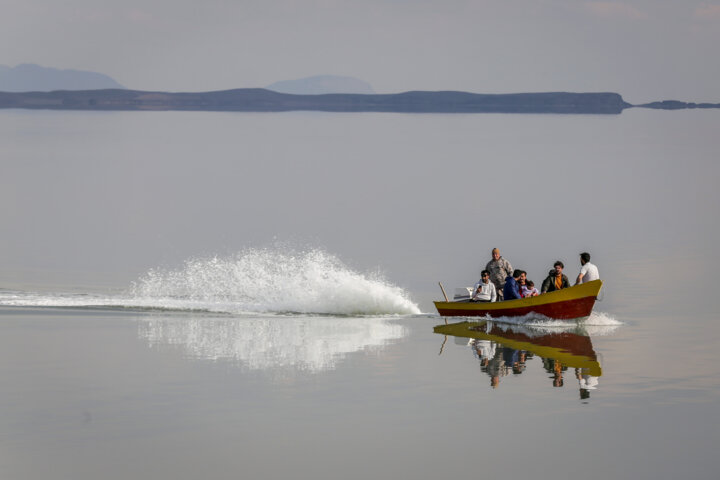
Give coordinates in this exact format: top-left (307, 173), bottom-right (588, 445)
top-left (131, 248), bottom-right (420, 315)
top-left (0, 290), bottom-right (122, 309)
top-left (0, 248), bottom-right (420, 316)
top-left (466, 310), bottom-right (622, 336)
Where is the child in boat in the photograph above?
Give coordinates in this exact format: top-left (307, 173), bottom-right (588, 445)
top-left (521, 280), bottom-right (539, 297)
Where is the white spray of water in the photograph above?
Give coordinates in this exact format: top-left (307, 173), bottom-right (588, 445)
top-left (0, 248), bottom-right (421, 315)
top-left (131, 248), bottom-right (421, 315)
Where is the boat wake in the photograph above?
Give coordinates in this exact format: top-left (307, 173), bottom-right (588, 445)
top-left (456, 311), bottom-right (623, 336)
top-left (0, 247), bottom-right (421, 316)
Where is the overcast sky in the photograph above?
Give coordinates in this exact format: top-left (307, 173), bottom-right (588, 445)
top-left (2, 1), bottom-right (719, 103)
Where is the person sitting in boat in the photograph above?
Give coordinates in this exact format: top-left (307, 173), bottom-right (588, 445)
top-left (503, 269), bottom-right (524, 301)
top-left (575, 252), bottom-right (600, 285)
top-left (471, 270), bottom-right (497, 302)
top-left (521, 280), bottom-right (539, 297)
top-left (517, 270), bottom-right (527, 296)
top-left (541, 261), bottom-right (570, 293)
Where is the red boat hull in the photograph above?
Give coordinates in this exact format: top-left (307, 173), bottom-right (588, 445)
top-left (434, 280), bottom-right (603, 320)
top-left (436, 295), bottom-right (597, 320)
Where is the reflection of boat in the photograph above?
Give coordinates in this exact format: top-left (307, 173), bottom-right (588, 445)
top-left (434, 320), bottom-right (601, 376)
top-left (434, 279), bottom-right (602, 320)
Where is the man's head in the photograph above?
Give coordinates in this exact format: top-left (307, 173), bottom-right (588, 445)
top-left (519, 271), bottom-right (527, 283)
top-left (553, 261), bottom-right (564, 275)
top-left (513, 269), bottom-right (523, 280)
top-left (580, 252), bottom-right (591, 265)
top-left (492, 248), bottom-right (500, 261)
top-left (481, 270), bottom-right (490, 283)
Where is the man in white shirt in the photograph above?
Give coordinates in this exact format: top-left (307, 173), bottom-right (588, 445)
top-left (575, 252), bottom-right (600, 285)
top-left (471, 270), bottom-right (497, 302)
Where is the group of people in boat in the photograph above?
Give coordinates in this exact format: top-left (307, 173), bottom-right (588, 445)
top-left (470, 248), bottom-right (600, 302)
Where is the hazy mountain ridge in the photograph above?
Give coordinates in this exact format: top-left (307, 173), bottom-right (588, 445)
top-left (0, 65), bottom-right (714, 111)
top-left (639, 100), bottom-right (720, 110)
top-left (0, 84), bottom-right (714, 113)
top-left (0, 88), bottom-right (631, 114)
top-left (0, 64), bottom-right (124, 92)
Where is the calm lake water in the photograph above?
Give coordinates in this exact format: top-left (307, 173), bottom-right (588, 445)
top-left (1, 109), bottom-right (719, 479)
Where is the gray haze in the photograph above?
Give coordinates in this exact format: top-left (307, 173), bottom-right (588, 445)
top-left (2, 1), bottom-right (719, 103)
top-left (267, 75), bottom-right (375, 94)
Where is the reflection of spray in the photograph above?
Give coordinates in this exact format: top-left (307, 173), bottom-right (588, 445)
top-left (132, 248), bottom-right (420, 315)
top-left (138, 315), bottom-right (407, 373)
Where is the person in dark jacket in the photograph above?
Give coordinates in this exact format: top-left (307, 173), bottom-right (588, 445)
top-left (503, 270), bottom-right (524, 300)
top-left (541, 261), bottom-right (570, 293)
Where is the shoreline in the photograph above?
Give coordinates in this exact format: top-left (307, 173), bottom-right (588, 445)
top-left (0, 89), bottom-right (631, 114)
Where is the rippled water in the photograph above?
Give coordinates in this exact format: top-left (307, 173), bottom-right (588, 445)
top-left (1, 109), bottom-right (719, 479)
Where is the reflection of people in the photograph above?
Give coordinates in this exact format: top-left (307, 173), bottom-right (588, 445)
top-left (473, 326), bottom-right (532, 389)
top-left (485, 248), bottom-right (513, 301)
top-left (503, 270), bottom-right (523, 300)
top-left (512, 351), bottom-right (528, 374)
top-left (469, 321), bottom-right (496, 366)
top-left (471, 339), bottom-right (496, 363)
top-left (575, 252), bottom-right (600, 285)
top-left (455, 322), bottom-right (600, 395)
top-left (553, 361), bottom-right (564, 387)
top-left (470, 339), bottom-right (506, 388)
top-left (575, 368), bottom-right (599, 390)
top-left (468, 324), bottom-right (510, 389)
top-left (576, 368), bottom-right (599, 400)
top-left (543, 358), bottom-right (567, 387)
top-left (471, 270), bottom-right (497, 302)
top-left (502, 348), bottom-right (527, 374)
top-left (480, 345), bottom-right (506, 389)
top-left (541, 261), bottom-right (570, 293)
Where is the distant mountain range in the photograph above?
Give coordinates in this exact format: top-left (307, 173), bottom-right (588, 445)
top-left (267, 75), bottom-right (375, 95)
top-left (0, 65), bottom-right (717, 112)
top-left (638, 100), bottom-right (720, 110)
top-left (0, 66), bottom-right (373, 95)
top-left (0, 64), bottom-right (124, 92)
top-left (0, 89), bottom-right (632, 114)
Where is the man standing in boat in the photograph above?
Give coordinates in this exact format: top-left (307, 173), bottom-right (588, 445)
top-left (575, 252), bottom-right (600, 285)
top-left (486, 248), bottom-right (513, 301)
top-left (541, 261), bottom-right (570, 293)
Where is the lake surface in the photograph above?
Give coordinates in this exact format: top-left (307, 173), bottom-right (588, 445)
top-left (1, 109), bottom-right (719, 479)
